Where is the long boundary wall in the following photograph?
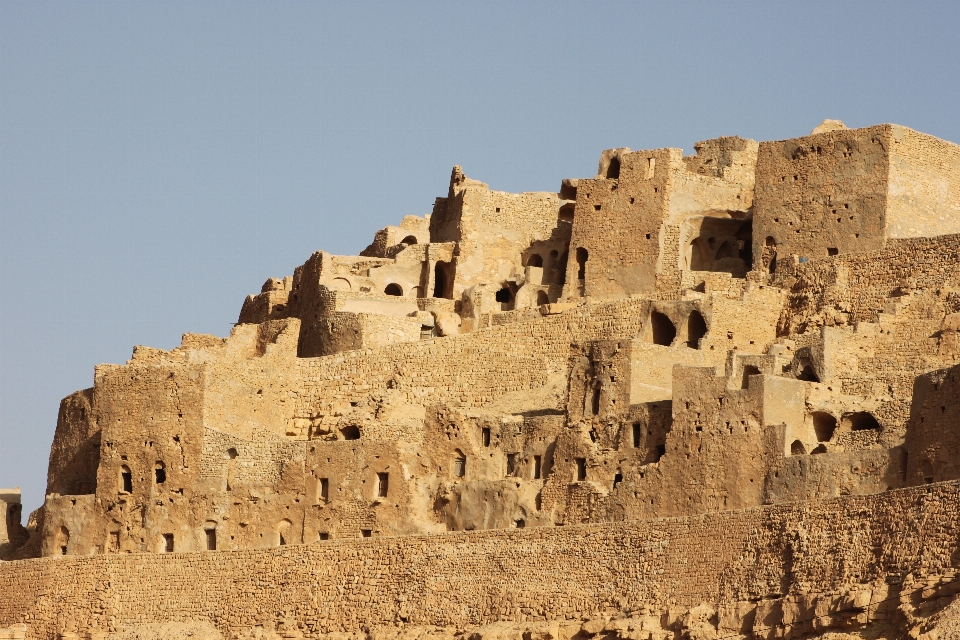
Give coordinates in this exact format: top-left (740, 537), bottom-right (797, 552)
top-left (1, 482), bottom-right (957, 639)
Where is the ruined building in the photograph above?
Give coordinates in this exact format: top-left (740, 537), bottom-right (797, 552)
top-left (2, 120), bottom-right (960, 640)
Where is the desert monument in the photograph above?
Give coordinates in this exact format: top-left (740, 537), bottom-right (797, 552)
top-left (2, 120), bottom-right (960, 640)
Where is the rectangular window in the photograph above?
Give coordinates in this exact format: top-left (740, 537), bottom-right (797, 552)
top-left (632, 423), bottom-right (642, 448)
top-left (533, 455), bottom-right (542, 480)
top-left (376, 472), bottom-right (389, 498)
top-left (481, 427), bottom-right (491, 447)
top-left (163, 533), bottom-right (174, 552)
top-left (121, 469), bottom-right (132, 494)
top-left (361, 529), bottom-right (372, 538)
top-left (576, 458), bottom-right (587, 481)
top-left (453, 457), bottom-right (466, 478)
top-left (109, 531), bottom-right (120, 553)
top-left (319, 478), bottom-right (329, 502)
top-left (646, 157), bottom-right (656, 179)
top-left (205, 529), bottom-right (216, 551)
top-left (506, 453), bottom-right (517, 477)
top-left (318, 532), bottom-right (329, 541)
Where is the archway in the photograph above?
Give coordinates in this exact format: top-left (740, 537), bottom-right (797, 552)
top-left (536, 290), bottom-right (549, 306)
top-left (812, 412), bottom-right (837, 442)
top-left (649, 311), bottom-right (676, 346)
top-left (384, 283), bottom-right (403, 296)
top-left (684, 311), bottom-right (708, 349)
top-left (400, 235), bottom-right (418, 245)
top-left (576, 248), bottom-right (588, 280)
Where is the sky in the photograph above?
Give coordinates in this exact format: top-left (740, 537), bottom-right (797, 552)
top-left (1, 0), bottom-right (959, 516)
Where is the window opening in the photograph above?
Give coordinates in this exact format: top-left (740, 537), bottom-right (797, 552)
top-left (163, 533), bottom-right (174, 552)
top-left (576, 458), bottom-right (587, 481)
top-left (154, 463), bottom-right (166, 485)
top-left (632, 423), bottom-right (642, 448)
top-left (537, 290), bottom-right (550, 306)
top-left (685, 311), bottom-right (708, 349)
top-left (318, 532), bottom-right (329, 541)
top-left (591, 386), bottom-right (601, 415)
top-left (606, 156), bottom-right (621, 179)
top-left (846, 412), bottom-right (881, 431)
top-left (376, 472), bottom-right (389, 498)
top-left (433, 261), bottom-right (452, 299)
top-left (649, 311), bottom-right (676, 346)
top-left (812, 412), bottom-right (837, 442)
top-left (318, 478), bottom-right (329, 502)
top-left (506, 453), bottom-right (517, 477)
top-left (495, 287), bottom-right (513, 304)
top-left (453, 451), bottom-right (466, 478)
top-left (278, 520), bottom-right (292, 546)
top-left (514, 519), bottom-right (526, 529)
top-left (361, 529), bottom-right (372, 538)
top-left (384, 283), bottom-right (403, 296)
top-left (791, 440), bottom-right (806, 456)
top-left (533, 455), bottom-right (542, 480)
top-left (527, 254), bottom-right (543, 267)
top-left (576, 248), bottom-right (588, 280)
top-left (120, 465), bottom-right (133, 494)
top-left (481, 427), bottom-right (491, 447)
top-left (400, 235), bottom-right (418, 245)
top-left (558, 252), bottom-right (569, 286)
top-left (340, 425), bottom-right (361, 440)
top-left (654, 444), bottom-right (666, 462)
top-left (205, 528), bottom-right (217, 551)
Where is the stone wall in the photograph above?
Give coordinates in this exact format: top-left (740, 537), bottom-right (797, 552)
top-left (0, 482), bottom-right (957, 639)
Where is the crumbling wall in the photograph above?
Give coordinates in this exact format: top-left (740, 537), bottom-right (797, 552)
top-left (0, 483), bottom-right (956, 638)
top-left (45, 388), bottom-right (99, 496)
top-left (905, 364), bottom-right (960, 485)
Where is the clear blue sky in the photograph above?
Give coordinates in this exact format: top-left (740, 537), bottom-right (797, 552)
top-left (2, 1), bottom-right (958, 515)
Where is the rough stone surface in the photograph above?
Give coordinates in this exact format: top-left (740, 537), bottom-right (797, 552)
top-left (2, 120), bottom-right (960, 640)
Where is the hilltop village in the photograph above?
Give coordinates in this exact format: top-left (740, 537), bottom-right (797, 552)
top-left (2, 120), bottom-right (960, 640)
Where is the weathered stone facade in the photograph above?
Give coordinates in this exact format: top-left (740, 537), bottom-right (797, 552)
top-left (2, 120), bottom-right (960, 640)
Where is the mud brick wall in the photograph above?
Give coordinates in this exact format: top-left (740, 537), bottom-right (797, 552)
top-left (0, 482), bottom-right (957, 639)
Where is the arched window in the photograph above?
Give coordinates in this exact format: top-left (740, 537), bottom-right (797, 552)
top-left (384, 283), bottom-right (403, 296)
top-left (791, 440), bottom-right (806, 456)
top-left (340, 425), bottom-right (361, 440)
top-left (433, 261), bottom-right (452, 299)
top-left (845, 412), bottom-right (881, 431)
top-left (649, 311), bottom-right (676, 346)
top-left (278, 519), bottom-right (292, 546)
top-left (558, 251), bottom-right (569, 286)
top-left (536, 290), bottom-right (550, 306)
top-left (812, 412), bottom-right (837, 442)
top-left (400, 235), bottom-right (418, 245)
top-left (527, 254), bottom-right (543, 268)
top-left (57, 526), bottom-right (70, 556)
top-left (576, 248), bottom-right (588, 280)
top-left (225, 448), bottom-right (238, 491)
top-left (684, 311), bottom-right (708, 349)
top-left (204, 523), bottom-right (217, 551)
top-left (154, 462), bottom-right (166, 484)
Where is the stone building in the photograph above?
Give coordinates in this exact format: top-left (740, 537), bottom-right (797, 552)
top-left (2, 120), bottom-right (960, 640)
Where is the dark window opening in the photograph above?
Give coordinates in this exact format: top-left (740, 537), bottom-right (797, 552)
top-left (649, 311), bottom-right (676, 346)
top-left (558, 252), bottom-right (569, 286)
top-left (797, 361), bottom-right (820, 382)
top-left (827, 247), bottom-right (839, 256)
top-left (811, 444), bottom-right (827, 454)
top-left (812, 412), bottom-right (837, 442)
top-left (685, 311), bottom-right (708, 349)
top-left (481, 427), bottom-right (491, 447)
top-left (163, 533), bottom-right (174, 552)
top-left (400, 235), bottom-right (418, 245)
top-left (536, 290), bottom-right (550, 306)
top-left (495, 287), bottom-right (512, 304)
top-left (376, 472), bottom-right (389, 498)
top-left (205, 528), bottom-right (217, 551)
top-left (606, 157), bottom-right (621, 179)
top-left (515, 519), bottom-right (526, 529)
top-left (384, 283), bottom-right (403, 296)
top-left (527, 254), bottom-right (543, 267)
top-left (846, 412), bottom-right (881, 431)
top-left (120, 466), bottom-right (133, 494)
top-left (763, 237), bottom-right (778, 274)
top-left (319, 532), bottom-right (329, 541)
top-left (57, 526), bottom-right (70, 556)
top-left (154, 464), bottom-right (166, 484)
top-left (340, 425), bottom-right (360, 440)
top-left (591, 386), bottom-right (601, 415)
top-left (654, 444), bottom-right (666, 462)
top-left (632, 423), bottom-right (642, 448)
top-left (361, 529), bottom-right (372, 538)
top-left (433, 261), bottom-right (452, 299)
top-left (576, 458), bottom-right (587, 481)
top-left (319, 478), bottom-right (329, 502)
top-left (279, 533), bottom-right (287, 546)
top-left (791, 440), bottom-right (806, 456)
top-left (576, 248), bottom-right (588, 280)
top-left (533, 455), bottom-right (542, 479)
top-left (741, 365), bottom-right (761, 389)
top-left (613, 471), bottom-right (623, 488)
top-left (506, 453), bottom-right (517, 477)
